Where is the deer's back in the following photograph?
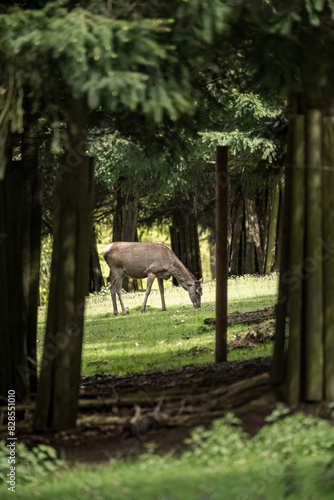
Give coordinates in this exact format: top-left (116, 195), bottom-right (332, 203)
top-left (102, 242), bottom-right (172, 279)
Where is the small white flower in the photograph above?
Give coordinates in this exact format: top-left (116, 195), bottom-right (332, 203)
top-left (135, 343), bottom-right (139, 346)
top-left (181, 320), bottom-right (185, 323)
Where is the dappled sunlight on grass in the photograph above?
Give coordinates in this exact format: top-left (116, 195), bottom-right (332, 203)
top-left (37, 275), bottom-right (278, 376)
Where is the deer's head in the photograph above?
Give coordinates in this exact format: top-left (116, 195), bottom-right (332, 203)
top-left (188, 278), bottom-right (203, 308)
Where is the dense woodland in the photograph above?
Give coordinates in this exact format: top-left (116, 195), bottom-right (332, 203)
top-left (1, 0), bottom-right (334, 431)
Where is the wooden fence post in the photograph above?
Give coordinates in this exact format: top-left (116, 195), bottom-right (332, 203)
top-left (215, 146), bottom-right (228, 363)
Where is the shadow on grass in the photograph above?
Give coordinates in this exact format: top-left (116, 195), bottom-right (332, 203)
top-left (228, 294), bottom-right (277, 312)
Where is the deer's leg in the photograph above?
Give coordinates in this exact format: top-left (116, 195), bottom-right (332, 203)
top-left (158, 278), bottom-right (166, 311)
top-left (115, 275), bottom-right (127, 316)
top-left (110, 276), bottom-right (119, 316)
top-left (141, 274), bottom-right (155, 313)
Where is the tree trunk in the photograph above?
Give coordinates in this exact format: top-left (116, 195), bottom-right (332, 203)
top-left (303, 109), bottom-right (323, 401)
top-left (285, 115), bottom-right (305, 405)
top-left (21, 113), bottom-right (43, 395)
top-left (265, 175), bottom-right (280, 274)
top-left (170, 198), bottom-right (202, 284)
top-left (322, 117), bottom-right (334, 401)
top-left (0, 149), bottom-right (30, 404)
top-left (34, 97), bottom-right (94, 431)
top-left (89, 225), bottom-right (105, 293)
top-left (230, 198), bottom-right (244, 276)
top-left (112, 190), bottom-right (139, 291)
top-left (113, 191), bottom-right (139, 242)
top-left (244, 198), bottom-right (256, 274)
top-left (209, 237), bottom-right (216, 279)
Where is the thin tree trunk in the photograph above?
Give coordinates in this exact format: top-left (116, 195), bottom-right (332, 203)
top-left (322, 117), bottom-right (334, 401)
top-left (244, 198), bottom-right (256, 274)
top-left (34, 97), bottom-right (94, 431)
top-left (0, 153), bottom-right (30, 404)
top-left (113, 191), bottom-right (139, 291)
top-left (230, 198), bottom-right (244, 276)
top-left (21, 114), bottom-right (43, 394)
top-left (113, 191), bottom-right (139, 242)
top-left (170, 199), bottom-right (202, 281)
top-left (285, 115), bottom-right (305, 405)
top-left (271, 165), bottom-right (292, 387)
top-left (209, 238), bottom-right (216, 279)
top-left (89, 225), bottom-right (105, 293)
top-left (303, 109), bottom-right (323, 401)
top-left (265, 175), bottom-right (280, 274)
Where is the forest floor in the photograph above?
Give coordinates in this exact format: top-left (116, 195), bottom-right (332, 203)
top-left (11, 357), bottom-right (272, 464)
top-left (9, 353), bottom-right (332, 467)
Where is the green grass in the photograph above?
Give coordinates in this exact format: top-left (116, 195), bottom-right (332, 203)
top-left (37, 274), bottom-right (278, 376)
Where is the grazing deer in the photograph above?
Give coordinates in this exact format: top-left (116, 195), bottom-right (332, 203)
top-left (102, 242), bottom-right (203, 316)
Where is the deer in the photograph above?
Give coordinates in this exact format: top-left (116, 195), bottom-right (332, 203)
top-left (102, 242), bottom-right (203, 316)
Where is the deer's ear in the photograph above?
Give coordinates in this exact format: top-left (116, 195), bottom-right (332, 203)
top-left (195, 278), bottom-right (203, 285)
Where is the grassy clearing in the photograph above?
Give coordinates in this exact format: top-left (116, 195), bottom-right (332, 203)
top-left (37, 274), bottom-right (278, 376)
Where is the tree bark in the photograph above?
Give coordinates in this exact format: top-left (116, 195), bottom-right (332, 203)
top-left (21, 113), bottom-right (43, 395)
top-left (112, 190), bottom-right (139, 291)
top-left (265, 175), bottom-right (280, 274)
top-left (34, 96), bottom-right (94, 431)
top-left (209, 237), bottom-right (216, 279)
top-left (303, 109), bottom-right (323, 401)
top-left (271, 165), bottom-right (292, 386)
top-left (285, 115), bottom-right (305, 405)
top-left (230, 198), bottom-right (244, 276)
top-left (322, 117), bottom-right (334, 401)
top-left (112, 191), bottom-right (139, 242)
top-left (0, 152), bottom-right (30, 404)
top-left (170, 197), bottom-right (202, 284)
top-left (89, 225), bottom-right (105, 293)
top-left (244, 197), bottom-right (263, 273)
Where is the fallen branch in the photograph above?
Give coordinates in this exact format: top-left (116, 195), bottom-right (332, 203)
top-left (75, 373), bottom-right (271, 430)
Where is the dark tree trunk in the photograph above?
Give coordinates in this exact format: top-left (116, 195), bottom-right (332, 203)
top-left (112, 190), bottom-right (139, 291)
top-left (265, 175), bottom-right (280, 274)
top-left (230, 198), bottom-right (244, 276)
top-left (244, 198), bottom-right (256, 274)
top-left (0, 145), bottom-right (30, 404)
top-left (21, 112), bottom-right (43, 395)
top-left (209, 238), bottom-right (216, 279)
top-left (89, 225), bottom-right (105, 293)
top-left (112, 191), bottom-right (138, 242)
top-left (34, 97), bottom-right (94, 431)
top-left (170, 197), bottom-right (202, 285)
